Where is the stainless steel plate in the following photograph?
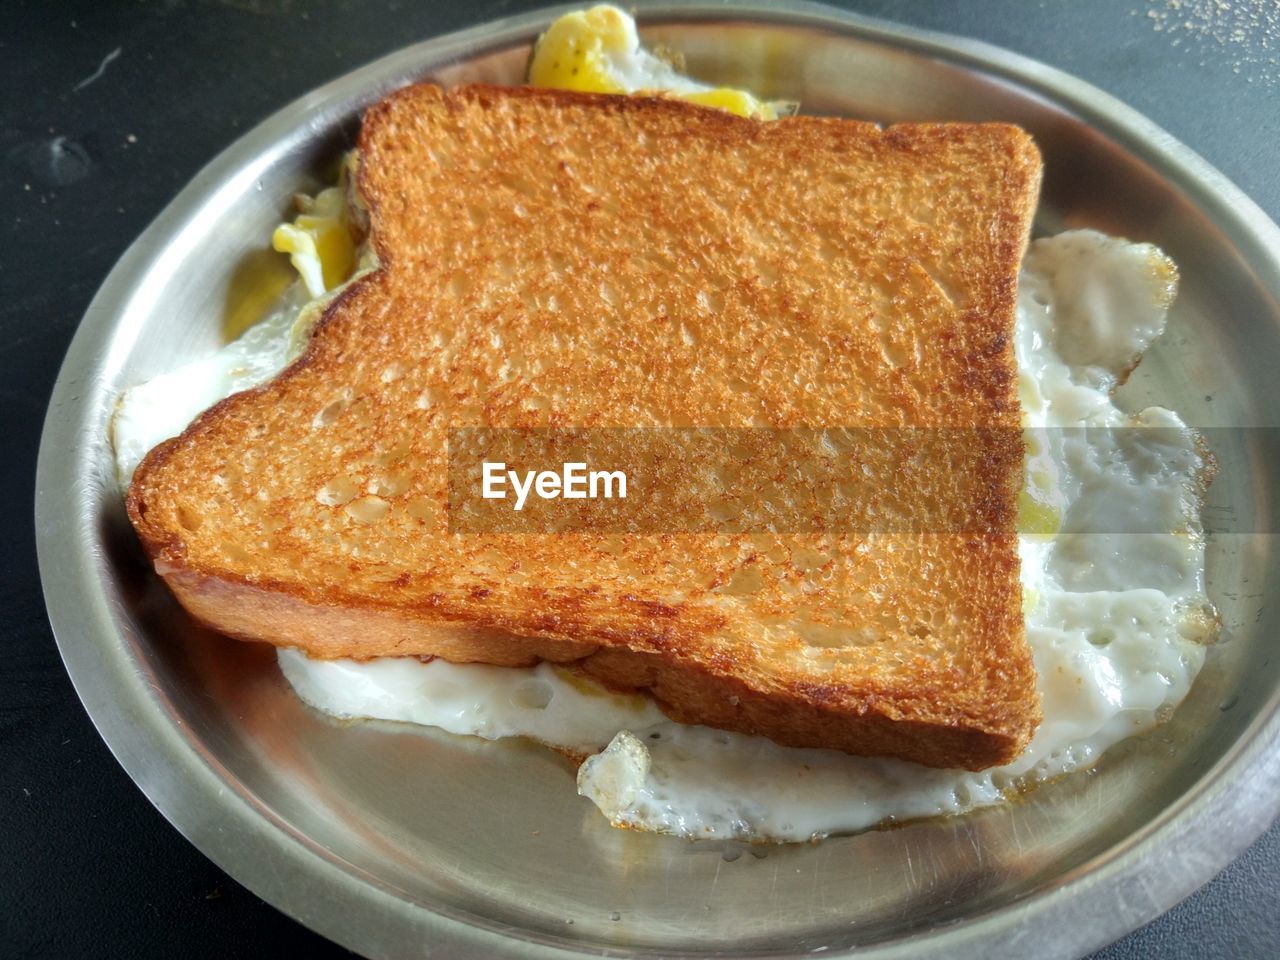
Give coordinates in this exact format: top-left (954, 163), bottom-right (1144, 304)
top-left (35, 2), bottom-right (1280, 958)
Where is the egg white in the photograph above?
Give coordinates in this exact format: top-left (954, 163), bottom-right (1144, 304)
top-left (112, 283), bottom-right (312, 489)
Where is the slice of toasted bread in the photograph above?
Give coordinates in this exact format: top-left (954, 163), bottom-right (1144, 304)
top-left (128, 84), bottom-right (1042, 770)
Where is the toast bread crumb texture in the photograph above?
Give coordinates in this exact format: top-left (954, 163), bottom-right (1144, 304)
top-left (129, 84), bottom-right (1043, 769)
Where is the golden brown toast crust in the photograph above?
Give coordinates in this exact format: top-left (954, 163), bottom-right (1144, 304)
top-left (128, 84), bottom-right (1043, 770)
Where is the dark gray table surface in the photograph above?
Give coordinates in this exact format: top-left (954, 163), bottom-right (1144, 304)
top-left (4, 1), bottom-right (1277, 957)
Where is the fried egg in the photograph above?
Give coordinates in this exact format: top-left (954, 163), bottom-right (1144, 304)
top-left (112, 228), bottom-right (1215, 842)
top-left (110, 10), bottom-right (1215, 842)
top-left (528, 4), bottom-right (793, 120)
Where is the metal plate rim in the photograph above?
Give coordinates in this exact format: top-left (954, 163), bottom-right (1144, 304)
top-left (35, 2), bottom-right (1280, 958)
